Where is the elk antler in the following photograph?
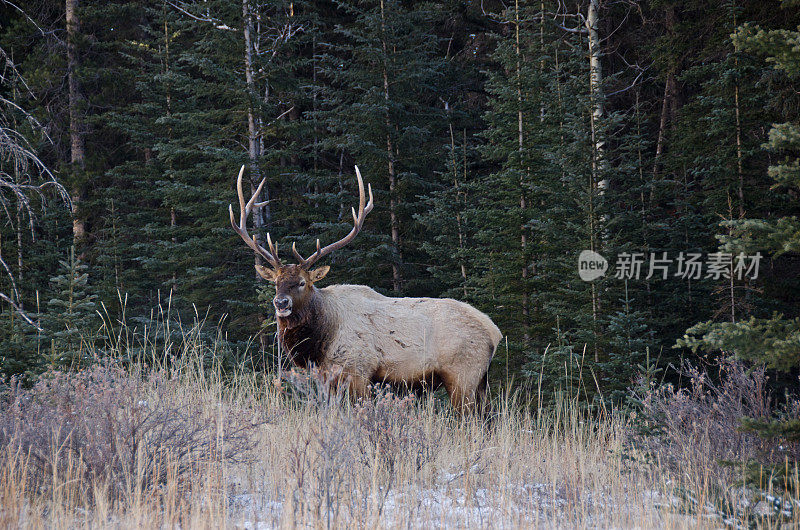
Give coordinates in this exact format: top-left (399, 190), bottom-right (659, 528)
top-left (292, 166), bottom-right (373, 270)
top-left (229, 165), bottom-right (282, 269)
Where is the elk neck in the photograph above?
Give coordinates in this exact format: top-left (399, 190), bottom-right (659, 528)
top-left (276, 288), bottom-right (333, 368)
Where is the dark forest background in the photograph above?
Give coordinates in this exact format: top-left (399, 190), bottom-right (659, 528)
top-left (1, 0), bottom-right (800, 408)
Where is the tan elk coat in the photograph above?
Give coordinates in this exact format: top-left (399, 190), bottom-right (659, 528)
top-left (279, 284), bottom-right (502, 411)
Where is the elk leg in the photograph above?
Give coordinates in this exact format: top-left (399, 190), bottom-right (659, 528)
top-left (322, 365), bottom-right (369, 401)
top-left (474, 371), bottom-right (490, 414)
top-left (347, 374), bottom-right (371, 400)
top-left (443, 376), bottom-right (476, 415)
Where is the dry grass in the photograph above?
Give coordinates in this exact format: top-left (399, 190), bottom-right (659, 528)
top-left (0, 317), bottom-right (798, 528)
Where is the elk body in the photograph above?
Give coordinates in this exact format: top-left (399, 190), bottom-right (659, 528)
top-left (230, 166), bottom-right (502, 411)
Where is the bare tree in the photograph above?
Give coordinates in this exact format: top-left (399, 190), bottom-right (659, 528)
top-left (239, 0), bottom-right (301, 271)
top-left (0, 28), bottom-right (69, 329)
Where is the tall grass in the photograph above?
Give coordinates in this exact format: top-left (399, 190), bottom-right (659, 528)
top-left (1, 309), bottom-right (798, 528)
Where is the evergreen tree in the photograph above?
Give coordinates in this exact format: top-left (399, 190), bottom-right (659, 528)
top-left (415, 3), bottom-right (491, 303)
top-left (680, 8), bottom-right (800, 442)
top-left (43, 245), bottom-right (97, 366)
top-left (466, 2), bottom-right (658, 400)
top-left (100, 1), bottom-right (300, 332)
top-left (472, 2), bottom-right (562, 376)
top-left (312, 0), bottom-right (447, 294)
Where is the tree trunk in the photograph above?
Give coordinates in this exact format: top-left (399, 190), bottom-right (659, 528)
top-left (243, 0), bottom-right (270, 275)
top-left (733, 29), bottom-right (745, 218)
top-left (461, 128), bottom-right (469, 296)
top-left (731, 4), bottom-right (744, 321)
top-left (244, 0), bottom-right (272, 353)
top-left (337, 150), bottom-right (345, 221)
top-left (380, 0), bottom-right (402, 292)
top-left (170, 207), bottom-right (177, 286)
top-left (515, 0), bottom-right (530, 341)
top-left (15, 203), bottom-right (22, 308)
top-left (635, 89), bottom-right (653, 304)
top-left (586, 0), bottom-right (605, 193)
top-left (652, 71), bottom-right (675, 183)
top-left (585, 0), bottom-right (603, 361)
top-left (445, 106), bottom-right (468, 298)
top-left (66, 0), bottom-right (85, 243)
top-left (652, 5), bottom-right (676, 186)
top-left (313, 36), bottom-right (319, 173)
top-left (162, 13), bottom-right (177, 290)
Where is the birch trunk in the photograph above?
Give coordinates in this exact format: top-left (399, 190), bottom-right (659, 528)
top-left (586, 0), bottom-right (605, 193)
top-left (585, 0), bottom-right (603, 361)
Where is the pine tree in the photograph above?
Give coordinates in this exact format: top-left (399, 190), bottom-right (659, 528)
top-left (44, 245), bottom-right (97, 366)
top-left (99, 1), bottom-right (286, 330)
top-left (680, 8), bottom-right (800, 443)
top-left (473, 2), bottom-right (560, 372)
top-left (415, 3), bottom-right (490, 304)
top-left (312, 0), bottom-right (447, 294)
top-left (471, 2), bottom-right (657, 399)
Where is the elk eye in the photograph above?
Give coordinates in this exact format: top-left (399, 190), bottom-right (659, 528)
top-left (298, 280), bottom-right (306, 288)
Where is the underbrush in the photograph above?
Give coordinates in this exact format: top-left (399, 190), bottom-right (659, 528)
top-left (0, 325), bottom-right (798, 528)
top-left (0, 357), bottom-right (266, 528)
top-left (0, 363), bottom-right (263, 500)
top-left (634, 359), bottom-right (800, 523)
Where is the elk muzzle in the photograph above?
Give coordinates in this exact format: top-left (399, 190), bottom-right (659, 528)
top-left (273, 295), bottom-right (292, 317)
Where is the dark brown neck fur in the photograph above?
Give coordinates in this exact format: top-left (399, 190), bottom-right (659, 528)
top-left (277, 289), bottom-right (333, 368)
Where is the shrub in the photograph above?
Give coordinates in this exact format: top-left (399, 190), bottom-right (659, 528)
top-left (0, 363), bottom-right (263, 501)
top-left (352, 390), bottom-right (436, 474)
top-left (633, 359), bottom-right (800, 510)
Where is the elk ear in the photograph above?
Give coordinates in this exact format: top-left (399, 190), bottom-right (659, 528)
top-left (308, 265), bottom-right (330, 283)
top-left (255, 264), bottom-right (278, 282)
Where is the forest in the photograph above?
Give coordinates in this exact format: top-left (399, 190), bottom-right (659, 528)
top-left (2, 0), bottom-right (800, 525)
top-left (3, 0), bottom-right (799, 401)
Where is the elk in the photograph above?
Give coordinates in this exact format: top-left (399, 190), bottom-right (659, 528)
top-left (230, 165), bottom-right (502, 412)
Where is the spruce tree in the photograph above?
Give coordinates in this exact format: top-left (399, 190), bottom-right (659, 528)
top-left (312, 0), bottom-right (446, 294)
top-left (44, 245), bottom-right (97, 366)
top-left (680, 9), bottom-right (800, 442)
top-left (99, 1), bottom-right (289, 331)
top-left (474, 2), bottom-right (561, 375)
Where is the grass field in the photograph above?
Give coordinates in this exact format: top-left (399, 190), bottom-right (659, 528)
top-left (1, 317), bottom-right (798, 528)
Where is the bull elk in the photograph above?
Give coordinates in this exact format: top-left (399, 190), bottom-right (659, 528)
top-left (230, 165), bottom-right (502, 412)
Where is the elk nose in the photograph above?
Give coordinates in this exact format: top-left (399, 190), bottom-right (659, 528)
top-left (274, 296), bottom-right (291, 310)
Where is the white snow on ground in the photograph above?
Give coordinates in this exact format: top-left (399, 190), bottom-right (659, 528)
top-left (227, 481), bottom-right (800, 528)
top-left (226, 481), bottom-right (682, 528)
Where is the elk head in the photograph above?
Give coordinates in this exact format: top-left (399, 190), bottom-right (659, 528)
top-left (229, 165), bottom-right (373, 319)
